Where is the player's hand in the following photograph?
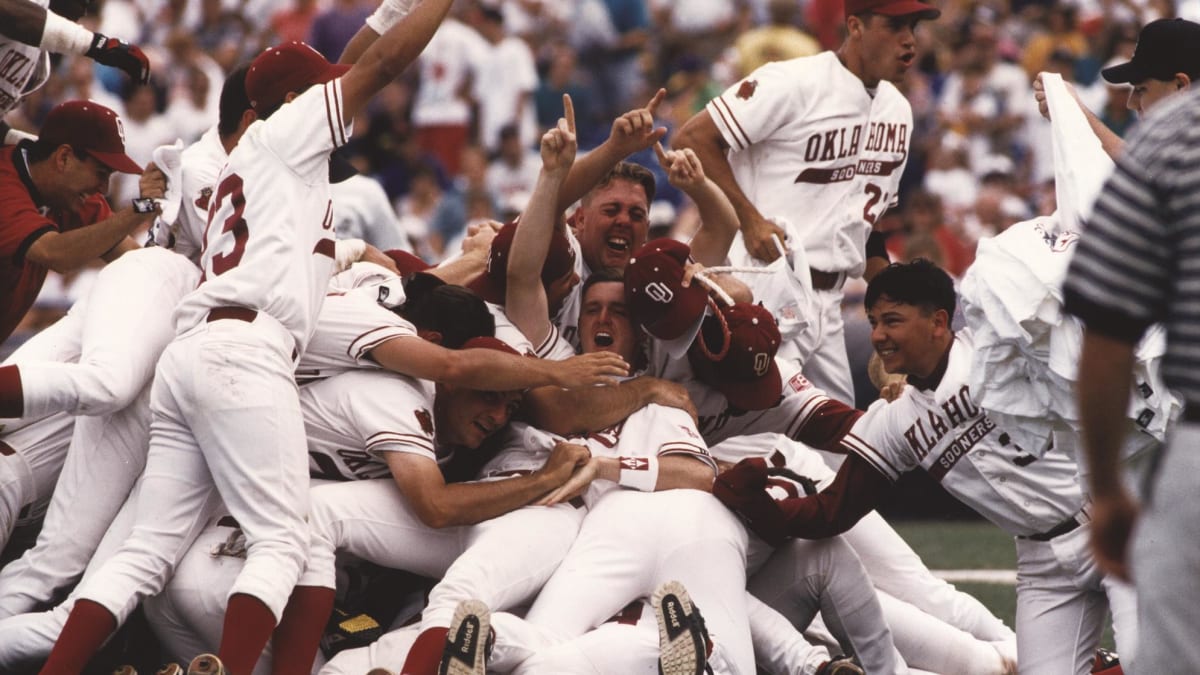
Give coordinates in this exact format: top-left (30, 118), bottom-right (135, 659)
top-left (461, 220), bottom-right (503, 257)
top-left (608, 88), bottom-right (668, 155)
top-left (742, 213), bottom-right (787, 263)
top-left (360, 243), bottom-right (401, 274)
top-left (644, 377), bottom-right (698, 424)
top-left (1089, 489), bottom-right (1139, 582)
top-left (551, 352), bottom-right (629, 388)
top-left (680, 260), bottom-right (705, 289)
top-left (712, 458), bottom-right (790, 547)
top-left (137, 162), bottom-right (167, 212)
top-left (1033, 71), bottom-right (1082, 122)
top-left (540, 95), bottom-right (578, 175)
top-left (537, 452), bottom-right (600, 506)
top-left (655, 143), bottom-right (705, 192)
top-left (85, 33), bottom-right (150, 85)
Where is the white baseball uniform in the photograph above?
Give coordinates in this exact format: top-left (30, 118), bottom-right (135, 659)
top-left (0, 0), bottom-right (51, 117)
top-left (842, 330), bottom-right (1137, 674)
top-left (706, 52), bottom-right (912, 406)
top-left (72, 77), bottom-right (350, 627)
top-left (0, 411), bottom-right (72, 555)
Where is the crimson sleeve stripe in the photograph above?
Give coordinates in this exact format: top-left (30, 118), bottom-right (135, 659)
top-left (348, 327), bottom-right (414, 360)
top-left (534, 325), bottom-right (559, 358)
top-left (842, 432), bottom-right (903, 479)
top-left (708, 97), bottom-right (748, 151)
top-left (713, 96), bottom-right (751, 150)
top-left (323, 81), bottom-right (346, 147)
top-left (785, 394), bottom-right (829, 437)
top-left (658, 444), bottom-right (718, 470)
top-left (365, 431), bottom-right (434, 448)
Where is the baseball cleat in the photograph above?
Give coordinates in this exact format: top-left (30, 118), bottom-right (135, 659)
top-left (186, 654), bottom-right (226, 675)
top-left (156, 665), bottom-right (184, 675)
top-left (1091, 648), bottom-right (1122, 674)
top-left (652, 580), bottom-right (711, 675)
top-left (364, 670), bottom-right (396, 675)
top-left (438, 599), bottom-right (491, 675)
top-left (816, 655), bottom-right (865, 675)
top-left (112, 667), bottom-right (138, 675)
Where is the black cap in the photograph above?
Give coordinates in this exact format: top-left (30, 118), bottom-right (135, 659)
top-left (1102, 18), bottom-right (1200, 84)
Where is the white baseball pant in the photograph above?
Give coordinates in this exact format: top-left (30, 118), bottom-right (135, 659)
top-left (297, 477), bottom-right (584, 632)
top-left (0, 386), bottom-right (150, 618)
top-left (1015, 522), bottom-right (1137, 675)
top-left (488, 488), bottom-right (754, 675)
top-left (12, 247), bottom-right (197, 419)
top-left (0, 411), bottom-right (73, 555)
top-left (74, 314), bottom-right (310, 626)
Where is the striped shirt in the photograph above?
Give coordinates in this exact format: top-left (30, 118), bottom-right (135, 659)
top-left (1063, 88), bottom-right (1200, 400)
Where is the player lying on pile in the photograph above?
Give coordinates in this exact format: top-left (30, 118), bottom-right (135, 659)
top-left (714, 259), bottom-right (1134, 675)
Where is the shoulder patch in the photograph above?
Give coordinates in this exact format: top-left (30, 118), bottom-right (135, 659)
top-left (414, 408), bottom-right (434, 436)
top-left (195, 186), bottom-right (212, 211)
top-left (787, 372), bottom-right (812, 392)
top-left (736, 79), bottom-right (758, 100)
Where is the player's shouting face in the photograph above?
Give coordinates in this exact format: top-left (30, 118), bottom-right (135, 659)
top-left (854, 13), bottom-right (921, 87)
top-left (575, 178), bottom-right (650, 274)
top-left (578, 277), bottom-right (639, 363)
top-left (436, 386), bottom-right (523, 449)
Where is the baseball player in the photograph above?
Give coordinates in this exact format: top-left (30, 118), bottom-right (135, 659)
top-left (715, 260), bottom-right (1136, 675)
top-left (40, 4), bottom-right (459, 671)
top-left (0, 67), bottom-right (258, 621)
top-left (0, 0), bottom-right (148, 137)
top-left (673, 0), bottom-right (938, 408)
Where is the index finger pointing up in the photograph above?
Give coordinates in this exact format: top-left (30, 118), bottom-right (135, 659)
top-left (645, 88), bottom-right (666, 115)
top-left (562, 93), bottom-right (576, 134)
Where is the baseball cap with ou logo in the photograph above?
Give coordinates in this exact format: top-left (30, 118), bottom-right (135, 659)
top-left (688, 303), bottom-right (783, 411)
top-left (246, 41), bottom-right (351, 116)
top-left (468, 219), bottom-right (577, 305)
top-left (625, 238), bottom-right (712, 358)
top-left (38, 101), bottom-right (143, 174)
top-left (1101, 19), bottom-right (1200, 85)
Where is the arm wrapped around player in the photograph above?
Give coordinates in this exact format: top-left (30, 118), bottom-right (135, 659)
top-left (712, 458), bottom-right (794, 547)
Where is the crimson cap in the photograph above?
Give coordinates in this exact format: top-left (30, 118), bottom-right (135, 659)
top-left (688, 303), bottom-right (783, 411)
top-left (246, 41), bottom-right (351, 116)
top-left (468, 219), bottom-right (577, 305)
top-left (624, 239), bottom-right (708, 357)
top-left (40, 101), bottom-right (142, 174)
top-left (843, 0), bottom-right (940, 19)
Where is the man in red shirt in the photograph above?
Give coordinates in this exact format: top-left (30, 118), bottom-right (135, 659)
top-left (0, 99), bottom-right (162, 344)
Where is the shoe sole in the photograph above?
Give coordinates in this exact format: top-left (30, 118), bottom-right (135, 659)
top-left (439, 599), bottom-right (490, 675)
top-left (365, 670), bottom-right (396, 675)
top-left (653, 580), bottom-right (706, 675)
top-left (113, 668), bottom-right (138, 675)
top-left (186, 654), bottom-right (225, 675)
top-left (157, 666), bottom-right (184, 675)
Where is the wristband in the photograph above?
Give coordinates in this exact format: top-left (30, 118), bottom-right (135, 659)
top-left (41, 11), bottom-right (94, 55)
top-left (366, 0), bottom-right (418, 34)
top-left (617, 455), bottom-right (659, 492)
top-left (1, 121), bottom-right (36, 146)
top-left (334, 238), bottom-right (367, 273)
top-left (865, 230), bottom-right (892, 260)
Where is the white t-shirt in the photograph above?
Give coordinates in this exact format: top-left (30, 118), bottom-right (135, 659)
top-left (472, 36), bottom-right (538, 152)
top-left (174, 78), bottom-right (351, 353)
top-left (411, 18), bottom-right (488, 128)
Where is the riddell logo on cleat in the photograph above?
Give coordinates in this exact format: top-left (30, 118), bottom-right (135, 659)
top-left (667, 600), bottom-right (682, 629)
top-left (460, 621), bottom-right (475, 653)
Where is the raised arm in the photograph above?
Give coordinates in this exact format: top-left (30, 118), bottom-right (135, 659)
top-left (338, 0), bottom-right (453, 122)
top-left (0, 0), bottom-right (149, 84)
top-left (673, 109), bottom-right (786, 263)
top-left (557, 89), bottom-right (667, 212)
top-left (655, 143), bottom-right (739, 266)
top-left (506, 95), bottom-right (576, 346)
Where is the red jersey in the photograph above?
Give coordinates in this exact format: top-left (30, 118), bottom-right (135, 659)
top-left (0, 143), bottom-right (111, 342)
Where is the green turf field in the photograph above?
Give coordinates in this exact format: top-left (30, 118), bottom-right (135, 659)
top-left (892, 519), bottom-right (1116, 650)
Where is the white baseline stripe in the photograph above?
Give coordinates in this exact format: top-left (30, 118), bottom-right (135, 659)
top-left (931, 569), bottom-right (1017, 585)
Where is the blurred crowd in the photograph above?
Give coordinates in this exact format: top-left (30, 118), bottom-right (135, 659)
top-left (3, 0), bottom-right (1190, 364)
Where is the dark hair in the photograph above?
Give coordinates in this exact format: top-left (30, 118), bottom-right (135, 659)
top-left (26, 138), bottom-right (88, 164)
top-left (584, 161), bottom-right (657, 205)
top-left (864, 258), bottom-right (956, 316)
top-left (403, 283), bottom-right (496, 348)
top-left (580, 267), bottom-right (625, 301)
top-left (218, 64), bottom-right (252, 136)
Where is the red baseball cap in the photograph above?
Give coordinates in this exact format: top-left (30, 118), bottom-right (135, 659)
top-left (688, 303), bottom-right (783, 411)
top-left (624, 239), bottom-right (709, 356)
top-left (246, 41), bottom-right (351, 116)
top-left (843, 0), bottom-right (940, 19)
top-left (39, 101), bottom-right (142, 174)
top-left (468, 220), bottom-right (577, 305)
